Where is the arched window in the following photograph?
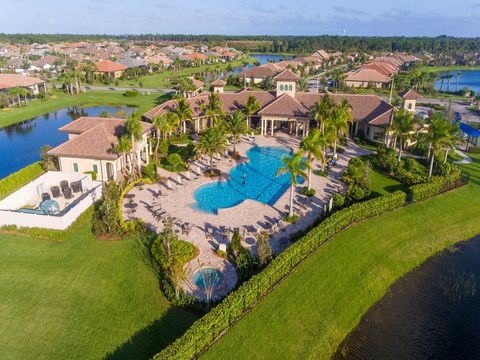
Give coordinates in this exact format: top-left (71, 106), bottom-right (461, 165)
top-left (279, 84), bottom-right (284, 91)
top-left (289, 84), bottom-right (293, 91)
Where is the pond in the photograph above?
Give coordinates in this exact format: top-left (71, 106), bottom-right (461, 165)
top-left (334, 236), bottom-right (480, 360)
top-left (201, 53), bottom-right (294, 83)
top-left (0, 105), bottom-right (135, 180)
top-left (434, 70), bottom-right (480, 94)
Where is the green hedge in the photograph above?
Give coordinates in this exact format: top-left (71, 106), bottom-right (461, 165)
top-left (154, 191), bottom-right (407, 360)
top-left (0, 162), bottom-right (44, 200)
top-left (409, 173), bottom-right (463, 202)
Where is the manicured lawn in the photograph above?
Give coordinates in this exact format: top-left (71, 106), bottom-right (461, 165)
top-left (0, 91), bottom-right (168, 129)
top-left (202, 155), bottom-right (480, 360)
top-left (418, 65), bottom-right (480, 73)
top-left (112, 57), bottom-right (256, 88)
top-left (359, 154), bottom-right (408, 196)
top-left (0, 209), bottom-right (198, 360)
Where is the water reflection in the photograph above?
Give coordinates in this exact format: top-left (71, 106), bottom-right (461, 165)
top-left (334, 236), bottom-right (480, 360)
top-left (0, 105), bottom-right (134, 179)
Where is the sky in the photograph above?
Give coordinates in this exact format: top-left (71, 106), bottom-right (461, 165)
top-left (2, 0), bottom-right (480, 37)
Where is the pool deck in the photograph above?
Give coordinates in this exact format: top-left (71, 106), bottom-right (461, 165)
top-left (123, 134), bottom-right (370, 300)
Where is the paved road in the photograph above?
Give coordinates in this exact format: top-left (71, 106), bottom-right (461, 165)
top-left (417, 98), bottom-right (480, 123)
top-left (82, 85), bottom-right (175, 93)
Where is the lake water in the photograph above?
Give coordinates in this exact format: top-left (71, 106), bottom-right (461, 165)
top-left (202, 53), bottom-right (294, 82)
top-left (434, 70), bottom-right (480, 94)
top-left (334, 236), bottom-right (480, 360)
top-left (0, 105), bottom-right (134, 180)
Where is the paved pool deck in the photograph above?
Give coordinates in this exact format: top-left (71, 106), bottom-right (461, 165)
top-left (122, 134), bottom-right (370, 300)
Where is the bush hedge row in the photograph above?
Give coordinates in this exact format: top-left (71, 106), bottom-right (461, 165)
top-left (154, 191), bottom-right (407, 360)
top-left (409, 172), bottom-right (463, 202)
top-left (0, 162), bottom-right (44, 200)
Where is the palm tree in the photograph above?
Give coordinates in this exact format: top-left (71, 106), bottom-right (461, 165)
top-left (330, 99), bottom-right (353, 153)
top-left (202, 92), bottom-right (224, 127)
top-left (7, 87), bottom-right (22, 107)
top-left (420, 113), bottom-right (454, 177)
top-left (276, 152), bottom-right (307, 217)
top-left (243, 95), bottom-right (260, 129)
top-left (310, 93), bottom-right (334, 134)
top-left (260, 76), bottom-right (275, 91)
top-left (300, 128), bottom-right (326, 190)
top-left (152, 113), bottom-right (172, 161)
top-left (297, 77), bottom-right (309, 92)
top-left (391, 109), bottom-right (416, 165)
top-left (174, 98), bottom-right (193, 134)
top-left (224, 110), bottom-right (248, 155)
top-left (124, 113), bottom-right (143, 175)
top-left (196, 127), bottom-right (227, 173)
top-left (113, 135), bottom-right (133, 175)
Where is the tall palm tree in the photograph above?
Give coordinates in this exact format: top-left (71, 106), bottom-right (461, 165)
top-left (300, 128), bottom-right (326, 190)
top-left (276, 152), bottom-right (307, 217)
top-left (113, 135), bottom-right (133, 175)
top-left (296, 77), bottom-right (309, 92)
top-left (243, 95), bottom-right (260, 129)
top-left (202, 92), bottom-right (224, 127)
top-left (152, 113), bottom-right (171, 161)
top-left (391, 109), bottom-right (416, 165)
top-left (196, 126), bottom-right (227, 173)
top-left (124, 113), bottom-right (143, 175)
top-left (330, 99), bottom-right (353, 153)
top-left (310, 93), bottom-right (334, 134)
top-left (7, 87), bottom-right (22, 107)
top-left (224, 110), bottom-right (248, 155)
top-left (174, 98), bottom-right (193, 134)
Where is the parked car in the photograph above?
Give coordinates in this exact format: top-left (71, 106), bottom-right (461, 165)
top-left (416, 111), bottom-right (429, 120)
top-left (454, 112), bottom-right (462, 121)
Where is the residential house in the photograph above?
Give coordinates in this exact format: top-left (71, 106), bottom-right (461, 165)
top-left (0, 74), bottom-right (47, 94)
top-left (94, 60), bottom-right (127, 79)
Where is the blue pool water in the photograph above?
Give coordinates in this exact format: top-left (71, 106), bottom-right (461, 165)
top-left (194, 146), bottom-right (303, 214)
top-left (192, 267), bottom-right (223, 289)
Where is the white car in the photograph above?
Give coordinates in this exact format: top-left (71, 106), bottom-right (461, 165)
top-left (416, 111), bottom-right (429, 120)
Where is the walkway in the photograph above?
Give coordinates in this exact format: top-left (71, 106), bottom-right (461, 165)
top-left (122, 135), bottom-right (368, 301)
top-left (454, 149), bottom-right (473, 164)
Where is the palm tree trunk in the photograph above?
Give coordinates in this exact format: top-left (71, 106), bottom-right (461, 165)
top-left (155, 129), bottom-right (160, 161)
top-left (209, 154), bottom-right (213, 173)
top-left (397, 135), bottom-right (402, 165)
top-left (17, 94), bottom-right (21, 107)
top-left (233, 134), bottom-right (237, 155)
top-left (444, 148), bottom-right (449, 163)
top-left (289, 184), bottom-right (294, 217)
top-left (427, 143), bottom-right (432, 159)
top-left (334, 140), bottom-right (337, 154)
top-left (429, 153), bottom-right (435, 178)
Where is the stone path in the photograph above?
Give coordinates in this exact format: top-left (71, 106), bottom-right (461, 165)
top-left (453, 149), bottom-right (473, 164)
top-left (122, 134), bottom-right (369, 301)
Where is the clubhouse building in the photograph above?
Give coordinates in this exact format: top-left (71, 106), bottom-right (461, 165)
top-left (144, 69), bottom-right (393, 143)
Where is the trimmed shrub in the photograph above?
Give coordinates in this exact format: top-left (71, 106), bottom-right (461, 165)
top-left (155, 191), bottom-right (408, 360)
top-left (467, 146), bottom-right (480, 154)
top-left (410, 171), bottom-right (462, 203)
top-left (123, 89), bottom-right (140, 97)
top-left (332, 193), bottom-right (345, 208)
top-left (299, 187), bottom-right (316, 197)
top-left (0, 162), bottom-right (44, 200)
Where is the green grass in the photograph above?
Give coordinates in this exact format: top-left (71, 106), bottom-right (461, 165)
top-left (202, 155), bottom-right (480, 360)
top-left (110, 57), bottom-right (256, 88)
top-left (0, 209), bottom-right (198, 360)
top-left (360, 155), bottom-right (408, 196)
top-left (0, 91), bottom-right (168, 129)
top-left (417, 65), bottom-right (480, 73)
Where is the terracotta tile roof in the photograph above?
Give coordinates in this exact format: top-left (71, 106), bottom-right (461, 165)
top-left (258, 93), bottom-right (309, 117)
top-left (273, 69), bottom-right (299, 81)
top-left (143, 91), bottom-right (393, 128)
top-left (0, 74), bottom-right (45, 89)
top-left (399, 89), bottom-right (422, 100)
top-left (243, 63), bottom-right (281, 79)
top-left (49, 117), bottom-right (153, 160)
top-left (94, 60), bottom-right (127, 72)
top-left (211, 79), bottom-right (227, 86)
top-left (345, 69), bottom-right (391, 83)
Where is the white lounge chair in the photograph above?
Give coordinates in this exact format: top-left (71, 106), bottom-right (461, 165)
top-left (164, 179), bottom-right (176, 191)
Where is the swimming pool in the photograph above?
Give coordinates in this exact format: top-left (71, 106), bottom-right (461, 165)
top-left (194, 146), bottom-right (303, 213)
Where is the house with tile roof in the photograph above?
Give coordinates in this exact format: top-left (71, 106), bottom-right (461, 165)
top-left (94, 60), bottom-right (127, 79)
top-left (48, 117), bottom-right (153, 181)
top-left (144, 70), bottom-right (394, 143)
top-left (0, 74), bottom-right (47, 94)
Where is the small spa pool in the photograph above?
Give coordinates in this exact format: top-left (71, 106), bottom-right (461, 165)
top-left (194, 146), bottom-right (303, 213)
top-left (192, 267), bottom-right (223, 289)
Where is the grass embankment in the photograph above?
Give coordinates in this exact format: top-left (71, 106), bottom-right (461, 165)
top-left (0, 162), bottom-right (44, 200)
top-left (0, 91), bottom-right (168, 129)
top-left (0, 208), bottom-right (199, 360)
top-left (417, 65), bottom-right (480, 73)
top-left (202, 155), bottom-right (480, 360)
top-left (114, 57), bottom-right (256, 88)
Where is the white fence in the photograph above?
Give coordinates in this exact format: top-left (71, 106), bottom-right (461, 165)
top-left (0, 171), bottom-right (103, 230)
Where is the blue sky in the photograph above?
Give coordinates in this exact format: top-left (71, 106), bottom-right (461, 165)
top-left (2, 0), bottom-right (480, 36)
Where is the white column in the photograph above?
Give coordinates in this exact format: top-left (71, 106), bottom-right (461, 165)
top-left (271, 119), bottom-right (274, 136)
top-left (295, 122), bottom-right (299, 137)
top-left (260, 118), bottom-right (264, 135)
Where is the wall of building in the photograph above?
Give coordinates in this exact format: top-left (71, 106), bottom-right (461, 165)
top-left (276, 81), bottom-right (296, 96)
top-left (58, 157), bottom-right (121, 182)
